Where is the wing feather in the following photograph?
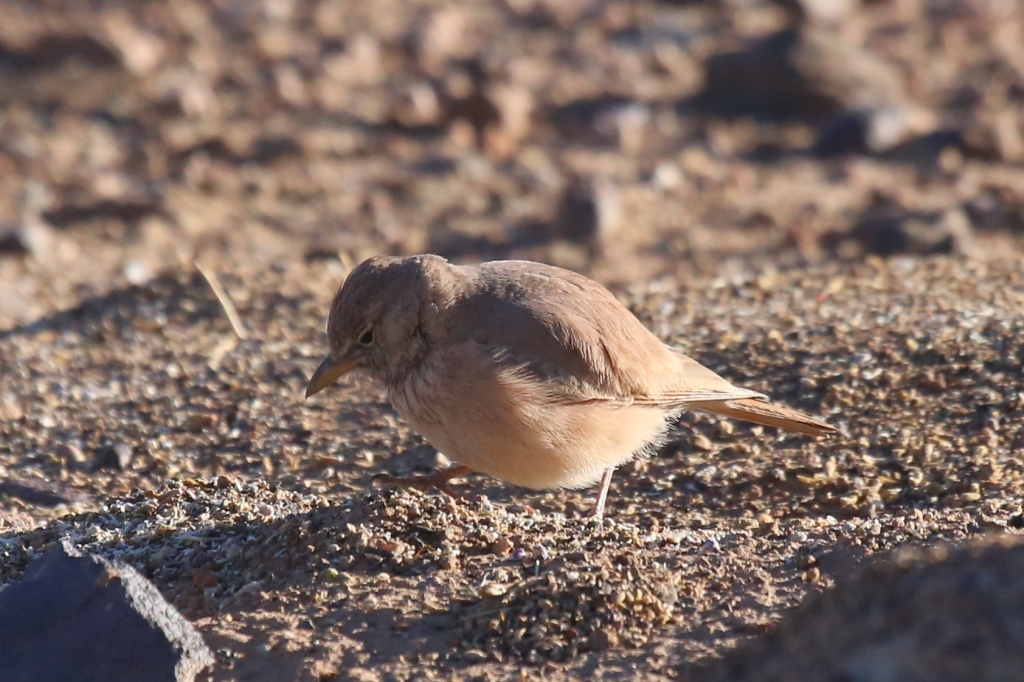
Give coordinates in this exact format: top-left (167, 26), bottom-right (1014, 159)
top-left (437, 260), bottom-right (834, 437)
top-left (444, 260), bottom-right (754, 406)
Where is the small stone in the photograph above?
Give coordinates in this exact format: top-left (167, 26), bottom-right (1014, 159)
top-left (588, 629), bottom-right (617, 651)
top-left (693, 434), bottom-right (715, 451)
top-left (651, 161), bottom-right (683, 190)
top-left (319, 568), bottom-right (341, 582)
top-left (186, 413), bottom-right (219, 434)
top-left (552, 174), bottom-right (622, 253)
top-left (103, 14), bottom-right (166, 75)
top-left (376, 540), bottom-right (404, 555)
top-left (192, 568), bottom-right (218, 590)
top-left (0, 396), bottom-right (23, 421)
top-left (94, 443), bottom-right (134, 471)
top-left (492, 537), bottom-right (513, 556)
top-left (837, 197), bottom-right (976, 257)
top-left (55, 444), bottom-right (87, 469)
top-left (479, 582), bottom-right (508, 599)
top-left (124, 260), bottom-right (153, 286)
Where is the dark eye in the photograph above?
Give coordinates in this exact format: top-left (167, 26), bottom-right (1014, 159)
top-left (358, 329), bottom-right (374, 345)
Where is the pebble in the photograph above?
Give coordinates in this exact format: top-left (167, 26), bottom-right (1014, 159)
top-left (55, 444), bottom-right (87, 469)
top-left (94, 443), bottom-right (134, 471)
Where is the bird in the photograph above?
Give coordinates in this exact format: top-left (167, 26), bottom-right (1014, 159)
top-left (305, 254), bottom-right (836, 518)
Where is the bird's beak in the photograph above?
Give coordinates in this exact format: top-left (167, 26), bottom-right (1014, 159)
top-left (305, 353), bottom-right (359, 398)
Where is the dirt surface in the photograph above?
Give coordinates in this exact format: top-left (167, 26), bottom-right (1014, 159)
top-left (2, 0), bottom-right (1024, 680)
top-left (3, 257), bottom-right (1023, 680)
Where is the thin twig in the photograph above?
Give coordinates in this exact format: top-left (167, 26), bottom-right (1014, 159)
top-left (195, 262), bottom-right (248, 340)
top-left (338, 250), bottom-right (354, 279)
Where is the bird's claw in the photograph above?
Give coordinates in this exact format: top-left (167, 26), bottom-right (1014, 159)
top-left (370, 466), bottom-right (471, 500)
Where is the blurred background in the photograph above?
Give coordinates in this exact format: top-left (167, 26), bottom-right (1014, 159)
top-left (0, 0), bottom-right (1022, 330)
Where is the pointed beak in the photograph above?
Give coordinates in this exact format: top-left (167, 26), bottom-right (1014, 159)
top-left (305, 353), bottom-right (359, 398)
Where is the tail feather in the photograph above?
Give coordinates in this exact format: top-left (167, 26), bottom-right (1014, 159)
top-left (688, 398), bottom-right (837, 437)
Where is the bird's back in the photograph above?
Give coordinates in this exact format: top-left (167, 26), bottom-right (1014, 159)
top-left (438, 260), bottom-right (758, 406)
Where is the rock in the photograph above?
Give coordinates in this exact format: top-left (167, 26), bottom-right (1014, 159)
top-left (322, 33), bottom-right (383, 87)
top-left (701, 535), bottom-right (1024, 682)
top-left (103, 13), bottom-right (165, 75)
top-left (795, 0), bottom-right (857, 24)
top-left (0, 224), bottom-right (29, 256)
top-left (594, 102), bottom-right (651, 155)
top-left (692, 433), bottom-right (715, 452)
top-left (55, 443), bottom-right (87, 469)
top-left (0, 394), bottom-right (23, 421)
top-left (0, 538), bottom-right (214, 682)
top-left (433, 451), bottom-right (452, 469)
top-left (419, 6), bottom-right (476, 72)
top-left (813, 108), bottom-right (906, 156)
top-left (588, 629), bottom-right (615, 651)
top-left (123, 259), bottom-right (153, 285)
top-left (8, 219), bottom-right (57, 263)
top-left (824, 195), bottom-right (976, 257)
top-left (692, 28), bottom-right (910, 122)
top-left (94, 442), bottom-right (134, 470)
top-left (551, 174), bottom-right (622, 255)
top-left (185, 412), bottom-right (219, 434)
top-left (393, 80), bottom-right (443, 127)
top-left (651, 161), bottom-right (683, 191)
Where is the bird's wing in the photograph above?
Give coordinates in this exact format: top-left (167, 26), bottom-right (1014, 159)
top-left (629, 353), bottom-right (766, 406)
top-left (444, 260), bottom-right (758, 406)
top-left (442, 261), bottom-right (836, 437)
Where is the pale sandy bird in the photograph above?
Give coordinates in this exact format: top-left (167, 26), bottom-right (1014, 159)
top-left (306, 255), bottom-right (836, 517)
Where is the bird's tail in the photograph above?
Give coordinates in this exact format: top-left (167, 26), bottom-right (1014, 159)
top-left (687, 398), bottom-right (837, 437)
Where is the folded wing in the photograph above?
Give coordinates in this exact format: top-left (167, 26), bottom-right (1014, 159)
top-left (449, 260), bottom-right (835, 437)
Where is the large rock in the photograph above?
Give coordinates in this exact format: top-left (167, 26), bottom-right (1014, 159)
top-left (699, 534), bottom-right (1024, 682)
top-left (0, 538), bottom-right (214, 682)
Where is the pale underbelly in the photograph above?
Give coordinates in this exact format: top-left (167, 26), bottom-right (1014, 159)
top-left (388, 366), bottom-right (671, 490)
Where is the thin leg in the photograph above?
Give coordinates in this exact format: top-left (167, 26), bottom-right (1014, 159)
top-left (589, 467), bottom-right (615, 519)
top-left (371, 465), bottom-right (473, 499)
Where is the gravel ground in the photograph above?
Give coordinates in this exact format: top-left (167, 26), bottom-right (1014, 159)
top-left (3, 256), bottom-right (1024, 680)
top-left (2, 0), bottom-right (1024, 679)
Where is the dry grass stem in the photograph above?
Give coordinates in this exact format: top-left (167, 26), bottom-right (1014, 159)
top-left (195, 262), bottom-right (248, 341)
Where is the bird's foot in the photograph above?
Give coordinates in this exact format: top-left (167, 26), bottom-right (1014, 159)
top-left (371, 465), bottom-right (472, 500)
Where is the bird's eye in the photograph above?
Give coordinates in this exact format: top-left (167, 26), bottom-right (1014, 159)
top-left (358, 329), bottom-right (374, 345)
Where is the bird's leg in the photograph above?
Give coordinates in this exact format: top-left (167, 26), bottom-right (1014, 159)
top-left (372, 465), bottom-right (473, 499)
top-left (589, 467), bottom-right (615, 520)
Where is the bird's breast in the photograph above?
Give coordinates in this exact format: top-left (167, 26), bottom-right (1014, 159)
top-left (383, 348), bottom-right (672, 491)
top-left (386, 363), bottom-right (447, 431)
